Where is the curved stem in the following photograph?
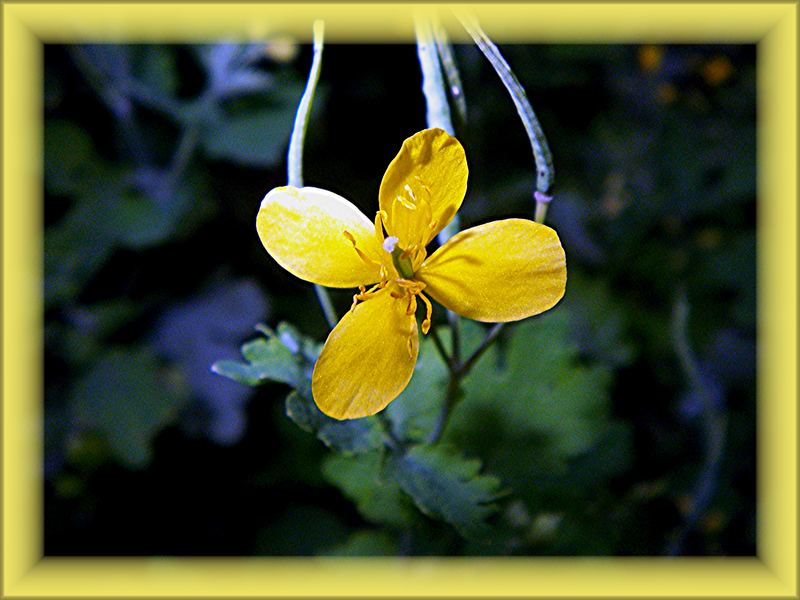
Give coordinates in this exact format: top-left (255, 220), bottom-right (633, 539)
top-left (285, 21), bottom-right (337, 330)
top-left (460, 322), bottom-right (505, 377)
top-left (427, 322), bottom-right (506, 444)
top-left (666, 290), bottom-right (727, 555)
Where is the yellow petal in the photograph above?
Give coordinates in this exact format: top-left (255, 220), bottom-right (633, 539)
top-left (312, 286), bottom-right (419, 419)
top-left (417, 219), bottom-right (566, 322)
top-left (257, 186), bottom-right (382, 288)
top-left (379, 128), bottom-right (468, 246)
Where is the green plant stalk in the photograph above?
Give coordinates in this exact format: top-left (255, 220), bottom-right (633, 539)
top-left (667, 290), bottom-right (727, 555)
top-left (415, 14), bottom-right (467, 444)
top-left (286, 21), bottom-right (337, 330)
top-left (415, 15), bottom-right (461, 245)
top-left (425, 17), bottom-right (559, 443)
top-left (459, 15), bottom-right (554, 196)
top-left (431, 18), bottom-right (467, 125)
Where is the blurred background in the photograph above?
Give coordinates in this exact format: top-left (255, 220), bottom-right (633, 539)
top-left (44, 40), bottom-right (755, 556)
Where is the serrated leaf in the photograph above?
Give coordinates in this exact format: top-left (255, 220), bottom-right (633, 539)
top-left (285, 391), bottom-right (383, 455)
top-left (322, 453), bottom-right (416, 528)
top-left (454, 313), bottom-right (612, 459)
top-left (386, 445), bottom-right (502, 540)
top-left (447, 311), bottom-right (626, 503)
top-left (69, 348), bottom-right (186, 467)
top-left (212, 330), bottom-right (300, 387)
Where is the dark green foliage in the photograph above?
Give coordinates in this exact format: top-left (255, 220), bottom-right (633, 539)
top-left (322, 453), bottom-right (416, 528)
top-left (69, 348), bottom-right (187, 467)
top-left (386, 445), bottom-right (503, 540)
top-left (44, 43), bottom-right (756, 558)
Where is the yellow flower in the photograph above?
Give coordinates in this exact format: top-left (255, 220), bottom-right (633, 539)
top-left (257, 128), bottom-right (566, 420)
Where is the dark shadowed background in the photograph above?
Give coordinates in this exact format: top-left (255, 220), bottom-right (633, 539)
top-left (44, 41), bottom-right (755, 556)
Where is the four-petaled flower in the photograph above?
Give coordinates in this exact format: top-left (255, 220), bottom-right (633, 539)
top-left (257, 128), bottom-right (566, 419)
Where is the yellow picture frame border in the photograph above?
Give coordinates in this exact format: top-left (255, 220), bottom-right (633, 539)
top-left (3, 2), bottom-right (796, 597)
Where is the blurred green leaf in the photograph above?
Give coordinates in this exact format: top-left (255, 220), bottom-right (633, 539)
top-left (255, 506), bottom-right (348, 556)
top-left (69, 348), bottom-right (187, 467)
top-left (386, 445), bottom-right (502, 540)
top-left (326, 530), bottom-right (398, 556)
top-left (132, 45), bottom-right (178, 97)
top-left (453, 313), bottom-right (613, 461)
top-left (385, 334), bottom-right (449, 443)
top-left (562, 274), bottom-right (635, 368)
top-left (322, 452), bottom-right (416, 528)
top-left (446, 312), bottom-right (626, 505)
top-left (201, 106), bottom-right (296, 167)
top-left (45, 120), bottom-right (101, 197)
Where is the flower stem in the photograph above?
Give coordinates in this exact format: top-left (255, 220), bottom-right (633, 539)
top-left (428, 323), bottom-right (454, 370)
top-left (427, 322), bottom-right (506, 444)
top-left (461, 322), bottom-right (505, 377)
top-left (415, 14), bottom-right (461, 246)
top-left (666, 289), bottom-right (727, 555)
top-left (285, 21), bottom-right (337, 330)
top-left (448, 308), bottom-right (462, 366)
top-left (427, 368), bottom-right (462, 444)
top-left (314, 284), bottom-right (337, 330)
top-left (287, 20), bottom-right (324, 189)
top-left (458, 15), bottom-right (554, 196)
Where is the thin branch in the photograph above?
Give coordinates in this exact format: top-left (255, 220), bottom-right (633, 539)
top-left (666, 289), bottom-right (727, 555)
top-left (415, 14), bottom-right (461, 245)
top-left (427, 369), bottom-right (462, 444)
top-left (460, 322), bottom-right (505, 377)
top-left (287, 20), bottom-right (324, 188)
top-left (447, 308), bottom-right (462, 368)
top-left (314, 284), bottom-right (338, 330)
top-left (285, 21), bottom-right (337, 330)
top-left (429, 323), bottom-right (455, 371)
top-left (458, 15), bottom-right (554, 195)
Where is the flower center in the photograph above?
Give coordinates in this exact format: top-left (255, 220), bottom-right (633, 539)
top-left (384, 178), bottom-right (440, 271)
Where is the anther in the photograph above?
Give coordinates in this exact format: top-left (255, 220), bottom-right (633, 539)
top-left (382, 236), bottom-right (399, 253)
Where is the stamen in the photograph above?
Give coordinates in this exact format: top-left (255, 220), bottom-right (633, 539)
top-left (349, 285), bottom-right (366, 312)
top-left (406, 293), bottom-right (417, 316)
top-left (396, 194), bottom-right (416, 210)
top-left (418, 292), bottom-right (433, 335)
top-left (374, 211), bottom-right (386, 247)
top-left (343, 230), bottom-right (380, 267)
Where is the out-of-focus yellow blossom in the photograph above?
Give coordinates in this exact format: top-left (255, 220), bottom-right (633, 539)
top-left (257, 128), bottom-right (566, 419)
top-left (638, 45), bottom-right (664, 73)
top-left (702, 55), bottom-right (733, 87)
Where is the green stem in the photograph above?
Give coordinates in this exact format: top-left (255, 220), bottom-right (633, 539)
top-left (285, 21), bottom-right (336, 330)
top-left (314, 285), bottom-right (337, 330)
top-left (287, 20), bottom-right (324, 189)
top-left (415, 15), bottom-right (461, 245)
top-left (414, 16), bottom-right (454, 136)
top-left (427, 322), bottom-right (505, 444)
top-left (429, 323), bottom-right (455, 370)
top-left (460, 322), bottom-right (505, 376)
top-left (459, 15), bottom-right (554, 195)
top-left (431, 18), bottom-right (467, 124)
top-left (667, 290), bottom-right (727, 555)
top-left (427, 369), bottom-right (462, 444)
